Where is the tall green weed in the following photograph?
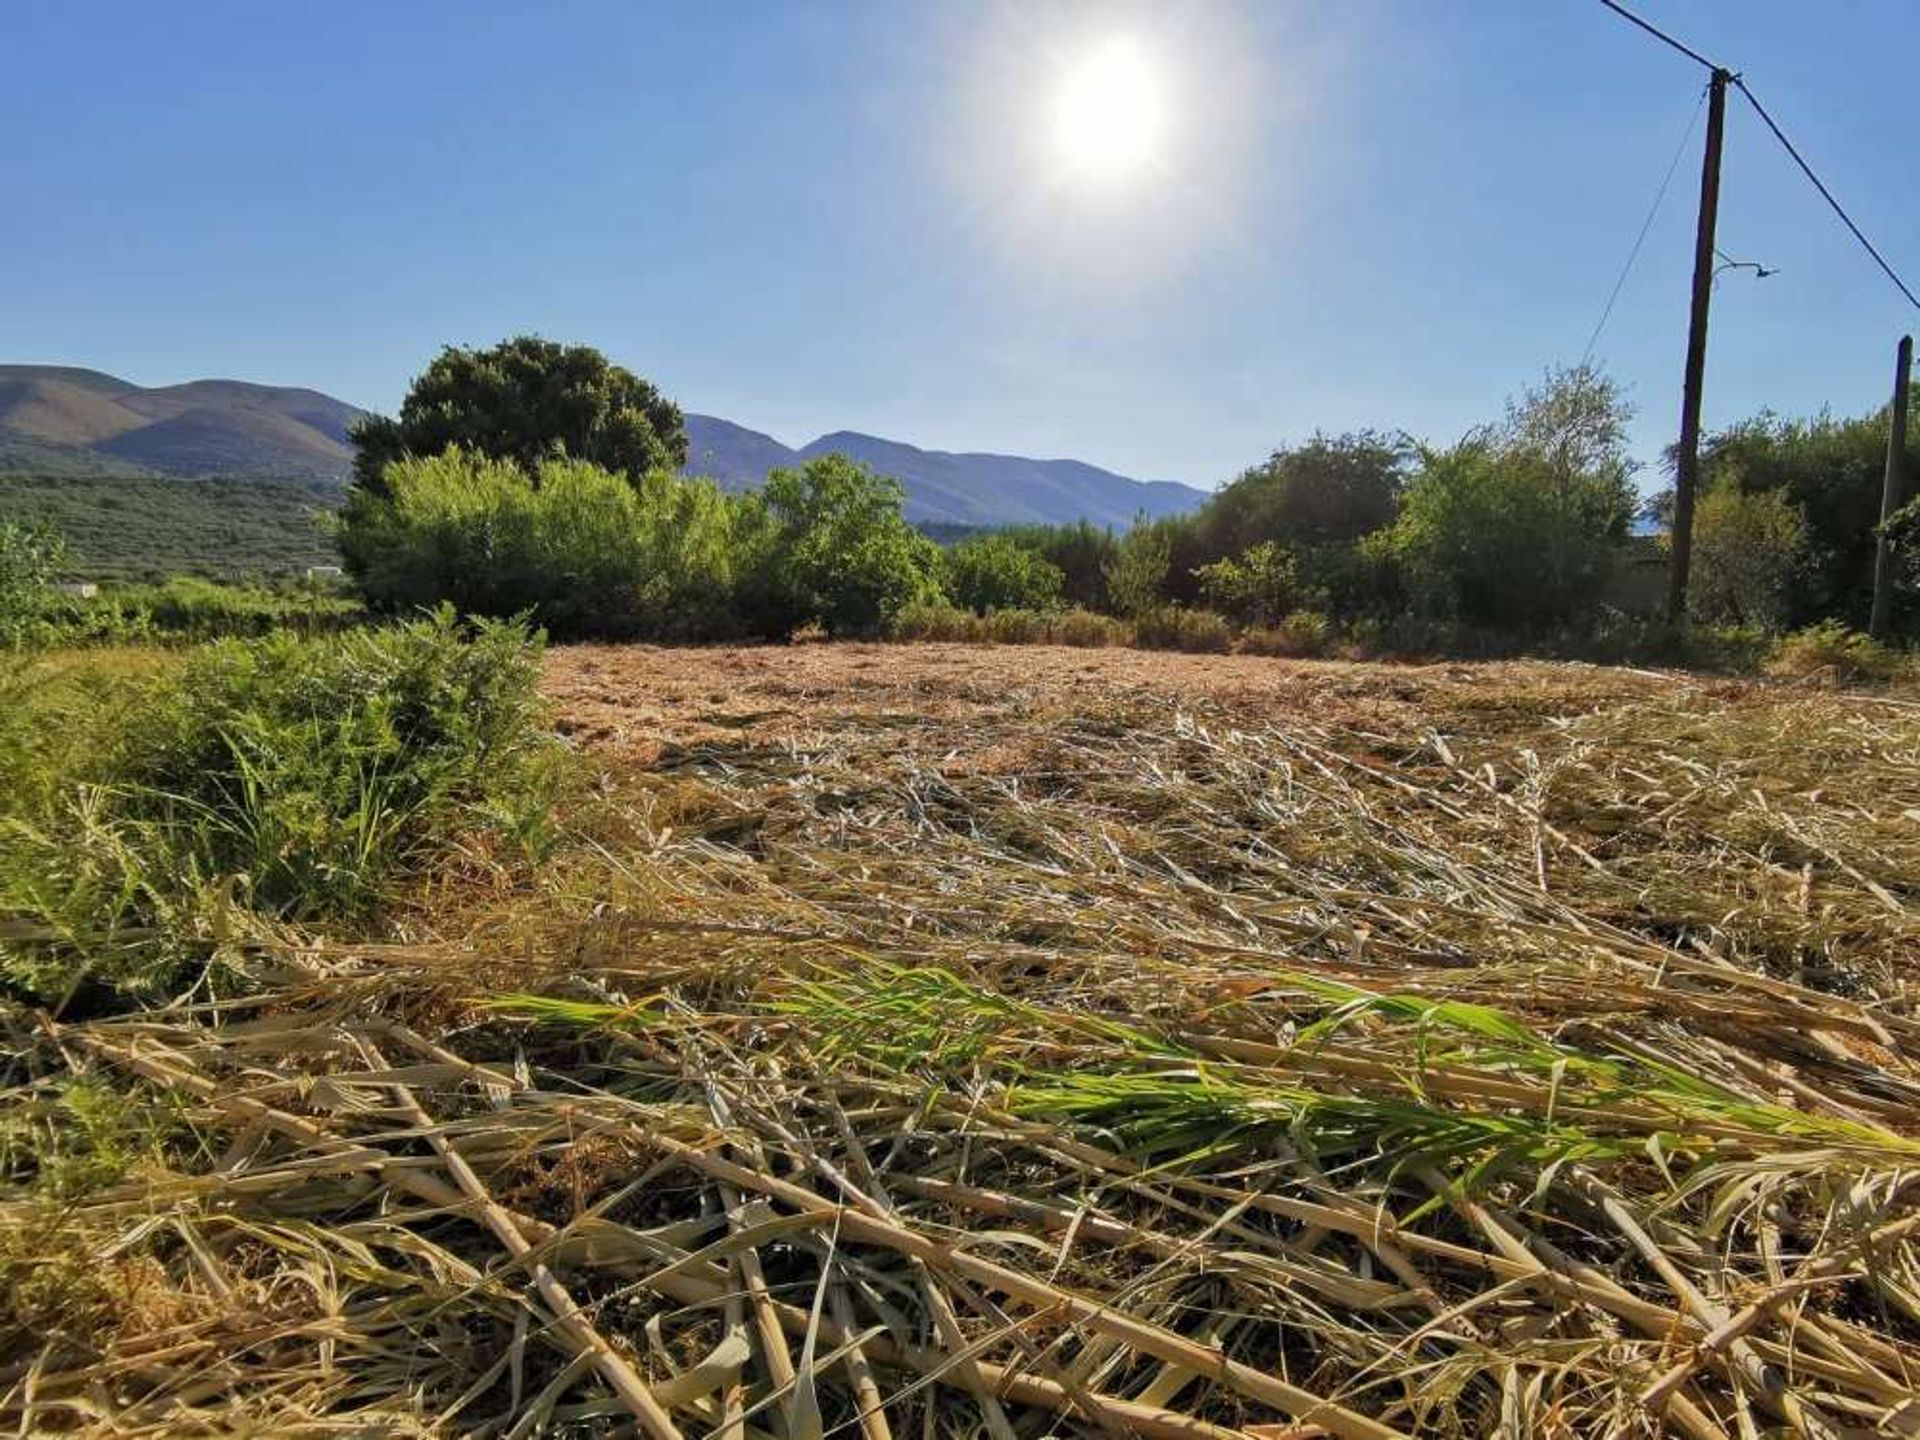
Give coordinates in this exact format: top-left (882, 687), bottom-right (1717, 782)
top-left (0, 611), bottom-right (556, 1003)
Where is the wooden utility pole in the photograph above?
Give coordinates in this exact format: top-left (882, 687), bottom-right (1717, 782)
top-left (1668, 68), bottom-right (1731, 626)
top-left (1869, 334), bottom-right (1912, 640)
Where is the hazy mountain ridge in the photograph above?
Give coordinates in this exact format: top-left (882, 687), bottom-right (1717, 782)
top-left (684, 414), bottom-right (1203, 528)
top-left (0, 365), bottom-right (361, 482)
top-left (1, 366), bottom-right (1206, 527)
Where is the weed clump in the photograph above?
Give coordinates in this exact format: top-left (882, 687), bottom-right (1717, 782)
top-left (0, 609), bottom-right (556, 1001)
top-left (1239, 609), bottom-right (1335, 657)
top-left (1132, 605), bottom-right (1232, 653)
top-left (1048, 606), bottom-right (1125, 647)
top-left (1769, 619), bottom-right (1906, 683)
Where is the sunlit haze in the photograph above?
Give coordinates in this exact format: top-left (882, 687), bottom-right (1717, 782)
top-left (1049, 35), bottom-right (1167, 185)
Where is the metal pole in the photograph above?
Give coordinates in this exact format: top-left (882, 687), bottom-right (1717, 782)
top-left (1668, 69), bottom-right (1730, 626)
top-left (1869, 334), bottom-right (1912, 640)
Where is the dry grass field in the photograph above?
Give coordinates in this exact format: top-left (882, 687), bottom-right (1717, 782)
top-left (7, 641), bottom-right (1919, 1438)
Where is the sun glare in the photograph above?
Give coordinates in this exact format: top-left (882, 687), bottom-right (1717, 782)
top-left (1050, 35), bottom-right (1167, 185)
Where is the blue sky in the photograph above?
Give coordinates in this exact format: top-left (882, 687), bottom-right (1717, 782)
top-left (6, 1), bottom-right (1917, 491)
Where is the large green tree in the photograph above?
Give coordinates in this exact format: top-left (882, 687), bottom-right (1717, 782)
top-left (350, 337), bottom-right (687, 497)
top-left (1193, 431), bottom-right (1411, 560)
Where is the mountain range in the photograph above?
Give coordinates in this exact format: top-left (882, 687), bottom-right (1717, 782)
top-left (0, 365), bottom-right (1205, 528)
top-left (682, 415), bottom-right (1203, 528)
top-left (0, 365), bottom-right (362, 483)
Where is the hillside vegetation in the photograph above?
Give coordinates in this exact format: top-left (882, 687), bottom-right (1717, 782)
top-left (0, 473), bottom-right (338, 580)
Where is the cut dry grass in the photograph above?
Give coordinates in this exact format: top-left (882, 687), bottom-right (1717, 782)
top-left (2, 642), bottom-right (1916, 1438)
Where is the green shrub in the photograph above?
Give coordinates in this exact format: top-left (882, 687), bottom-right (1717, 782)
top-left (995, 522), bottom-right (1118, 611)
top-left (135, 577), bottom-right (361, 639)
top-left (349, 336), bottom-right (686, 498)
top-left (1132, 606), bottom-right (1232, 653)
top-left (10, 579), bottom-right (361, 651)
top-left (1048, 608), bottom-right (1125, 647)
top-left (1179, 432), bottom-right (1411, 579)
top-left (1686, 402), bottom-right (1920, 629)
top-left (0, 611), bottom-right (557, 1002)
top-left (1674, 623), bottom-right (1776, 673)
top-left (1103, 522), bottom-right (1174, 618)
top-left (1240, 610), bottom-right (1334, 658)
top-left (1689, 483), bottom-right (1809, 629)
top-left (0, 518), bottom-right (67, 646)
top-left (888, 604), bottom-right (1131, 649)
top-left (343, 448), bottom-right (942, 642)
top-left (743, 456), bottom-right (946, 639)
top-left (1379, 442), bottom-right (1632, 628)
top-left (1768, 622), bottom-right (1905, 684)
top-left (944, 535), bottom-right (1064, 615)
top-left (982, 608), bottom-right (1048, 644)
top-left (889, 603), bottom-right (983, 642)
top-left (339, 449), bottom-right (744, 640)
top-left (1194, 541), bottom-right (1296, 627)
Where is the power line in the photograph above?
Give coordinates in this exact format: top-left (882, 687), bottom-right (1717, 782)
top-left (1594, 0), bottom-right (1721, 72)
top-left (1732, 78), bottom-right (1920, 313)
top-left (1595, 0), bottom-right (1920, 315)
top-left (1581, 83), bottom-right (1708, 367)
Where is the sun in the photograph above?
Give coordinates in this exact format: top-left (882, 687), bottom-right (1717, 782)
top-left (1049, 35), bottom-right (1168, 185)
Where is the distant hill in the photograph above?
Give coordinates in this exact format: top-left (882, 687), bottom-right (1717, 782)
top-left (684, 414), bottom-right (1203, 528)
top-left (2, 364), bottom-right (1206, 528)
top-left (0, 365), bottom-right (362, 483)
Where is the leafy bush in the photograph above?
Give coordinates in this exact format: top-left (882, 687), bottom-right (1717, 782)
top-left (1675, 623), bottom-right (1777, 674)
top-left (1103, 521), bottom-right (1174, 618)
top-left (0, 611), bottom-right (557, 1001)
top-left (889, 603), bottom-right (984, 642)
top-left (1240, 610), bottom-right (1334, 658)
top-left (5, 580), bottom-right (358, 651)
top-left (1049, 608), bottom-right (1126, 647)
top-left (1689, 483), bottom-right (1809, 629)
top-left (339, 449), bottom-right (745, 640)
top-left (344, 447), bottom-right (942, 641)
top-left (134, 578), bottom-right (360, 639)
top-left (1884, 494), bottom-right (1920, 594)
top-left (1768, 621), bottom-right (1905, 684)
top-left (1193, 541), bottom-right (1296, 627)
top-left (1378, 441), bottom-right (1632, 628)
top-left (995, 521), bottom-right (1119, 611)
top-left (742, 456), bottom-right (945, 638)
top-left (1682, 397), bottom-right (1920, 629)
top-left (887, 604), bottom-right (1128, 649)
top-left (0, 518), bottom-right (67, 645)
top-left (944, 534), bottom-right (1064, 615)
top-left (1132, 606), bottom-right (1232, 653)
top-left (985, 608), bottom-right (1050, 644)
top-left (1181, 431), bottom-right (1410, 573)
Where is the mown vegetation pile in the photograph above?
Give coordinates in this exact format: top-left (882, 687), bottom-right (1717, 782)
top-left (2, 638), bottom-right (1915, 1437)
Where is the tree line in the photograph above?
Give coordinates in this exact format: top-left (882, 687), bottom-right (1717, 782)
top-left (22, 334), bottom-right (1911, 655)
